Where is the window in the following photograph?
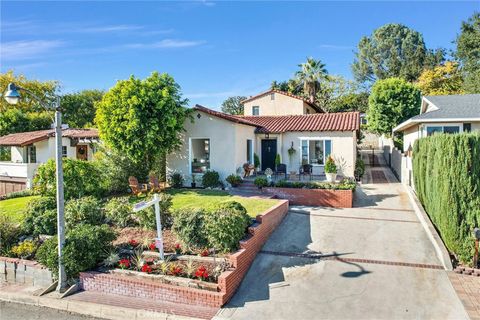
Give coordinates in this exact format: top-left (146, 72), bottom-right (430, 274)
top-left (252, 106), bottom-right (259, 116)
top-left (270, 93), bottom-right (275, 100)
top-left (246, 139), bottom-right (253, 164)
top-left (62, 146), bottom-right (68, 157)
top-left (27, 146), bottom-right (36, 163)
top-left (463, 123), bottom-right (472, 133)
top-left (0, 146), bottom-right (11, 161)
top-left (426, 125), bottom-right (460, 136)
top-left (191, 138), bottom-right (210, 173)
top-left (300, 139), bottom-right (332, 165)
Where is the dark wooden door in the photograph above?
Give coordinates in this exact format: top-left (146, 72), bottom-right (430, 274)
top-left (261, 139), bottom-right (277, 171)
top-left (76, 145), bottom-right (88, 161)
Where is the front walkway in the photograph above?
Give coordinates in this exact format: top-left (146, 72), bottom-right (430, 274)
top-left (215, 152), bottom-right (469, 320)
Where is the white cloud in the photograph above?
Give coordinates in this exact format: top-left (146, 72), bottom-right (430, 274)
top-left (1, 40), bottom-right (64, 60)
top-left (81, 24), bottom-right (144, 33)
top-left (125, 39), bottom-right (206, 49)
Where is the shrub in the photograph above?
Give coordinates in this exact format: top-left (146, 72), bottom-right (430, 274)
top-left (172, 208), bottom-right (208, 249)
top-left (274, 179), bottom-right (356, 190)
top-left (324, 156), bottom-right (337, 174)
top-left (136, 194), bottom-right (173, 229)
top-left (204, 201), bottom-right (250, 252)
top-left (0, 215), bottom-right (21, 255)
top-left (254, 177), bottom-right (268, 189)
top-left (11, 240), bottom-right (37, 259)
top-left (34, 158), bottom-right (106, 200)
top-left (169, 172), bottom-right (184, 188)
top-left (275, 154), bottom-right (281, 168)
top-left (65, 196), bottom-right (104, 228)
top-left (3, 189), bottom-right (33, 200)
top-left (202, 170), bottom-right (220, 188)
top-left (413, 133), bottom-right (480, 265)
top-left (22, 196), bottom-right (57, 235)
top-left (354, 158), bottom-right (365, 180)
top-left (104, 197), bottom-right (134, 227)
top-left (226, 174), bottom-right (242, 187)
top-left (36, 224), bottom-right (117, 278)
top-left (254, 153), bottom-right (260, 169)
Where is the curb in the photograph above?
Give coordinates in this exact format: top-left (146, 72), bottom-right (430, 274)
top-left (0, 290), bottom-right (198, 320)
top-left (404, 186), bottom-right (453, 270)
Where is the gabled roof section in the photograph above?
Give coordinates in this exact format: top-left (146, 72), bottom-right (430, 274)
top-left (193, 105), bottom-right (259, 127)
top-left (241, 89), bottom-right (323, 113)
top-left (0, 128), bottom-right (99, 147)
top-left (240, 112), bottom-right (360, 133)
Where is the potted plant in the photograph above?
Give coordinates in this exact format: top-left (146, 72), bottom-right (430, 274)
top-left (254, 177), bottom-right (268, 189)
top-left (324, 155), bottom-right (337, 182)
top-left (254, 153), bottom-right (260, 172)
top-left (288, 142), bottom-right (296, 173)
top-left (226, 174), bottom-right (242, 187)
top-left (191, 174), bottom-right (197, 188)
top-left (275, 154), bottom-right (281, 170)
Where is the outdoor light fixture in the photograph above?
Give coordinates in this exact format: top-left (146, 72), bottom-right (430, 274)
top-left (265, 133), bottom-right (270, 139)
top-left (3, 82), bottom-right (67, 293)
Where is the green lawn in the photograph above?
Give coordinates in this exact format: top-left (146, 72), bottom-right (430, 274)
top-left (0, 196), bottom-right (39, 222)
top-left (166, 189), bottom-right (279, 218)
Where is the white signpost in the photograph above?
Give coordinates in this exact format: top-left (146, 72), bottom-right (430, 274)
top-left (132, 194), bottom-right (164, 260)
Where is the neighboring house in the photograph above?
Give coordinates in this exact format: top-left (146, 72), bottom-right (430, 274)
top-left (0, 128), bottom-right (99, 195)
top-left (393, 94), bottom-right (480, 152)
top-left (167, 90), bottom-right (359, 186)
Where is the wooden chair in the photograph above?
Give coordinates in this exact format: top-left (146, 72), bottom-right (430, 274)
top-left (300, 164), bottom-right (313, 181)
top-left (275, 164), bottom-right (287, 180)
top-left (149, 175), bottom-right (167, 192)
top-left (128, 176), bottom-right (149, 195)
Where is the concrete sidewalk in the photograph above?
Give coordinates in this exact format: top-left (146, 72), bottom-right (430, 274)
top-left (216, 162), bottom-right (469, 320)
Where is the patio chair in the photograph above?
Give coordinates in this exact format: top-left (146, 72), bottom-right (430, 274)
top-left (149, 175), bottom-right (167, 193)
top-left (275, 163), bottom-right (287, 180)
top-left (300, 164), bottom-right (313, 181)
top-left (128, 176), bottom-right (149, 195)
top-left (243, 163), bottom-right (255, 178)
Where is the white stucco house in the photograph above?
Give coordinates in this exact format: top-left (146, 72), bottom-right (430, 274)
top-left (0, 128), bottom-right (99, 195)
top-left (393, 94), bottom-right (480, 152)
top-left (167, 90), bottom-right (360, 186)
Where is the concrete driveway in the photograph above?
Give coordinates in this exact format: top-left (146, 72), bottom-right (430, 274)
top-left (216, 167), bottom-right (468, 320)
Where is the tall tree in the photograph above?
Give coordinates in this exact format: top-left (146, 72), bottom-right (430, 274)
top-left (352, 24), bottom-right (443, 84)
top-left (270, 79), bottom-right (303, 95)
top-left (95, 72), bottom-right (190, 170)
top-left (220, 96), bottom-right (247, 115)
top-left (416, 61), bottom-right (465, 95)
top-left (295, 57), bottom-right (329, 104)
top-left (61, 90), bottom-right (104, 128)
top-left (455, 12), bottom-right (480, 93)
top-left (0, 71), bottom-right (58, 112)
top-left (367, 78), bottom-right (421, 135)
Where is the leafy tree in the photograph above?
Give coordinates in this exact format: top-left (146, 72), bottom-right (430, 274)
top-left (295, 57), bottom-right (329, 105)
top-left (0, 108), bottom-right (51, 136)
top-left (352, 24), bottom-right (443, 84)
top-left (95, 72), bottom-right (190, 169)
top-left (221, 96), bottom-right (247, 115)
top-left (270, 79), bottom-right (303, 95)
top-left (417, 61), bottom-right (465, 95)
top-left (314, 75), bottom-right (368, 113)
top-left (329, 92), bottom-right (370, 113)
top-left (61, 90), bottom-right (103, 128)
top-left (367, 78), bottom-right (421, 135)
top-left (455, 12), bottom-right (480, 93)
top-left (0, 71), bottom-right (58, 112)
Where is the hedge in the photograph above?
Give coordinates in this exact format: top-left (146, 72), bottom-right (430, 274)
top-left (413, 133), bottom-right (480, 265)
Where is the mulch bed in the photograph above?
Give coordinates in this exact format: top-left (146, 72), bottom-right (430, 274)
top-left (113, 227), bottom-right (178, 252)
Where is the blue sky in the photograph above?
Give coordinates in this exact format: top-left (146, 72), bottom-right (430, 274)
top-left (1, 1), bottom-right (478, 109)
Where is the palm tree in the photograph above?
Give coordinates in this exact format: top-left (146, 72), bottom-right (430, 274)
top-left (295, 57), bottom-right (329, 105)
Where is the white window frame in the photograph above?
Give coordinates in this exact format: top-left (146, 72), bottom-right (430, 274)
top-left (252, 106), bottom-right (260, 116)
top-left (423, 123), bottom-right (463, 137)
top-left (189, 137), bottom-right (211, 174)
top-left (299, 138), bottom-right (331, 167)
top-left (246, 139), bottom-right (254, 164)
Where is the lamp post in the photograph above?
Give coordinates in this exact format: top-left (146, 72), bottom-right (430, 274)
top-left (3, 83), bottom-right (67, 292)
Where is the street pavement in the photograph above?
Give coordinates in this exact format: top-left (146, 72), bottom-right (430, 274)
top-left (0, 300), bottom-right (103, 320)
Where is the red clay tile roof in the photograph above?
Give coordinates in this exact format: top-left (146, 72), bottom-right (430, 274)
top-left (241, 89), bottom-right (322, 112)
top-left (193, 105), bottom-right (259, 127)
top-left (239, 112), bottom-right (360, 133)
top-left (0, 128), bottom-right (99, 147)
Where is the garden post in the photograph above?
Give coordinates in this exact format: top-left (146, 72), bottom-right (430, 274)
top-left (153, 194), bottom-right (165, 260)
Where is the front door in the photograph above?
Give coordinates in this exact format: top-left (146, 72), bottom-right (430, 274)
top-left (76, 145), bottom-right (88, 161)
top-left (261, 139), bottom-right (277, 171)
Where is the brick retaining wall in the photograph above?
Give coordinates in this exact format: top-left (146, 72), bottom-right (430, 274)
top-left (0, 256), bottom-right (53, 287)
top-left (79, 200), bottom-right (289, 307)
top-left (265, 187), bottom-right (353, 208)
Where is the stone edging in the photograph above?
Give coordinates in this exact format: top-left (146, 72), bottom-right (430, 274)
top-left (404, 186), bottom-right (453, 270)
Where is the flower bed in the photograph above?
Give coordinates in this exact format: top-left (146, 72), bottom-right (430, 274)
top-left (79, 200), bottom-right (289, 307)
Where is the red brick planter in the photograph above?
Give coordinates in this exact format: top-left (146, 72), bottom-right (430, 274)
top-left (79, 200), bottom-right (289, 307)
top-left (265, 187), bottom-right (353, 208)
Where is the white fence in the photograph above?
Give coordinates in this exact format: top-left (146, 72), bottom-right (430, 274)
top-left (378, 136), bottom-right (413, 187)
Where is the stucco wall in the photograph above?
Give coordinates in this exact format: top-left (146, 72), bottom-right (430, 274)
top-left (403, 125), bottom-right (420, 153)
top-left (243, 92), bottom-right (306, 116)
top-left (166, 111), bottom-right (256, 185)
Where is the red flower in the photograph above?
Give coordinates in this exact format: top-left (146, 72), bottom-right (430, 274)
top-left (128, 239), bottom-right (138, 247)
top-left (174, 243), bottom-right (181, 254)
top-left (119, 258), bottom-right (130, 269)
top-left (195, 266), bottom-right (209, 280)
top-left (200, 249), bottom-right (209, 257)
top-left (171, 266), bottom-right (183, 276)
top-left (141, 264), bottom-right (152, 273)
top-left (149, 242), bottom-right (156, 251)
